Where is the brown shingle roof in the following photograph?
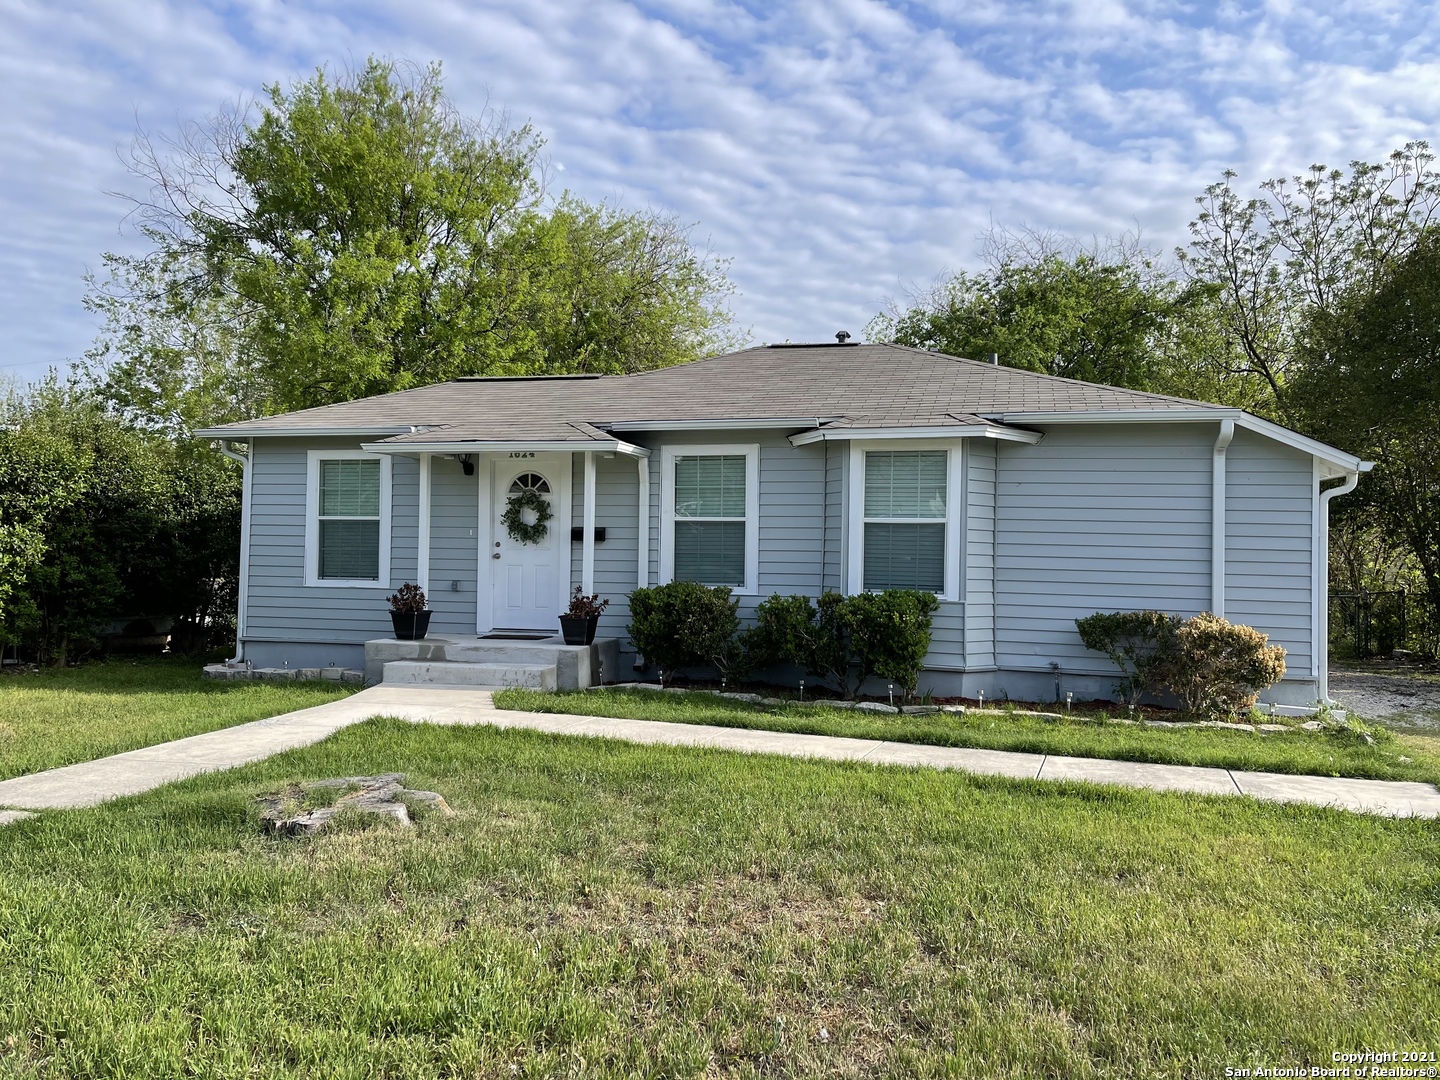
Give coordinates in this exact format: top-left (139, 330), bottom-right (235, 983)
top-left (198, 343), bottom-right (1225, 443)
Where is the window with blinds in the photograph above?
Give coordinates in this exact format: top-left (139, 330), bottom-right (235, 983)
top-left (318, 459), bottom-right (382, 580)
top-left (673, 454), bottom-right (747, 587)
top-left (862, 450), bottom-right (946, 591)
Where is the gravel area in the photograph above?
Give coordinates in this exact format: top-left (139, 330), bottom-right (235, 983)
top-left (1330, 669), bottom-right (1440, 730)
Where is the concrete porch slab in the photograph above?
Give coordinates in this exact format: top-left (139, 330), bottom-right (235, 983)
top-left (364, 635), bottom-right (620, 689)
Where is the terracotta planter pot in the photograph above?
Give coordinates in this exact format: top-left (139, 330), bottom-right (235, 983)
top-left (558, 614), bottom-right (598, 646)
top-left (390, 610), bottom-right (432, 641)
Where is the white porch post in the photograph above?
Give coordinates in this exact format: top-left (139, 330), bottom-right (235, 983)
top-left (582, 451), bottom-right (597, 595)
top-left (636, 455), bottom-right (650, 588)
top-left (417, 453), bottom-right (432, 596)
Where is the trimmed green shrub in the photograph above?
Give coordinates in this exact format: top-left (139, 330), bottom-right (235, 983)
top-left (1075, 610), bottom-right (1182, 705)
top-left (627, 581), bottom-right (742, 686)
top-left (744, 591), bottom-right (855, 697)
top-left (842, 590), bottom-right (940, 702)
top-left (1161, 611), bottom-right (1287, 718)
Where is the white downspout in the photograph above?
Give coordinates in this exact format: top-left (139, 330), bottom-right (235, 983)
top-left (217, 439), bottom-right (252, 666)
top-left (582, 452), bottom-right (597, 595)
top-left (1212, 419), bottom-right (1234, 617)
top-left (1316, 468), bottom-right (1361, 704)
top-left (636, 456), bottom-right (650, 589)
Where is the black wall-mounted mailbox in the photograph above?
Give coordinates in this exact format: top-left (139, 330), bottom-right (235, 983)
top-left (571, 526), bottom-right (607, 543)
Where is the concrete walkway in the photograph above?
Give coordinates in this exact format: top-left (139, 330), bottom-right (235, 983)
top-left (1, 684), bottom-right (1438, 820)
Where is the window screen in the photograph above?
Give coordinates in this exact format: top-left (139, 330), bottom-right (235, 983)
top-left (862, 450), bottom-right (946, 592)
top-left (673, 454), bottom-right (746, 586)
top-left (318, 459), bottom-right (381, 580)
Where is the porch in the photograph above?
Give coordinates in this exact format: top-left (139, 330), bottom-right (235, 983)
top-left (363, 633), bottom-right (623, 690)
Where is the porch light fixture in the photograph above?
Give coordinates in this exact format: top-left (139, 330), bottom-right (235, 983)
top-left (457, 455), bottom-right (475, 476)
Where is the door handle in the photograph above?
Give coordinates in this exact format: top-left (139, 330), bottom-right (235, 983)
top-left (492, 552), bottom-right (501, 560)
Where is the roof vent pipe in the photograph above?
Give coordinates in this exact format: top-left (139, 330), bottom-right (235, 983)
top-left (989, 352), bottom-right (999, 366)
top-left (835, 330), bottom-right (851, 343)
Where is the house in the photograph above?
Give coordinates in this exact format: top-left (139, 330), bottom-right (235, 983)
top-left (197, 341), bottom-right (1370, 705)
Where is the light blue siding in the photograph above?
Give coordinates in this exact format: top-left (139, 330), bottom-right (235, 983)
top-left (639, 431), bottom-right (828, 611)
top-left (1226, 428), bottom-right (1313, 675)
top-left (963, 440), bottom-right (997, 669)
top-left (426, 455), bottom-right (479, 636)
top-left (239, 419), bottom-right (1321, 699)
top-left (569, 453), bottom-right (643, 656)
top-left (823, 442), bottom-right (845, 592)
top-left (245, 437), bottom-right (415, 644)
top-left (993, 424), bottom-right (1214, 675)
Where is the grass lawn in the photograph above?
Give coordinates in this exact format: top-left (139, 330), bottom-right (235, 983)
top-left (496, 688), bottom-right (1440, 786)
top-left (0, 658), bottom-right (355, 782)
top-left (0, 718), bottom-right (1435, 1077)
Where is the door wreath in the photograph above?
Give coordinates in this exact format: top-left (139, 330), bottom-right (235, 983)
top-left (502, 487), bottom-right (553, 544)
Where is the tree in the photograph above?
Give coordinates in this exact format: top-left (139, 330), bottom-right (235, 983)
top-left (1288, 229), bottom-right (1440, 622)
top-left (1178, 142), bottom-right (1440, 419)
top-left (0, 383), bottom-right (239, 663)
top-left (867, 229), bottom-right (1231, 398)
top-left (91, 58), bottom-right (737, 425)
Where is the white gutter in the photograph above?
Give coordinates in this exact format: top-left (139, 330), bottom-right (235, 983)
top-left (216, 440), bottom-right (252, 665)
top-left (361, 439), bottom-right (651, 459)
top-left (790, 425), bottom-right (1042, 447)
top-left (1212, 419), bottom-right (1235, 617)
top-left (1315, 468), bottom-right (1362, 705)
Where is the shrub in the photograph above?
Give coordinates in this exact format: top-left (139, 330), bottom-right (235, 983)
top-left (842, 590), bottom-right (940, 702)
top-left (1075, 610), bottom-right (1182, 704)
top-left (627, 581), bottom-right (742, 686)
top-left (1160, 612), bottom-right (1287, 718)
top-left (745, 591), bottom-right (855, 697)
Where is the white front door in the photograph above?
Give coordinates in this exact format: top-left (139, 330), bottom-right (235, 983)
top-left (490, 454), bottom-right (566, 631)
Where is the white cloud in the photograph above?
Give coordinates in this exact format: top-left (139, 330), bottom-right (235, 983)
top-left (1, 0), bottom-right (1439, 381)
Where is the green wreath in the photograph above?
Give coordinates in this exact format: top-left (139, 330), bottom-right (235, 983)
top-left (502, 488), bottom-right (553, 544)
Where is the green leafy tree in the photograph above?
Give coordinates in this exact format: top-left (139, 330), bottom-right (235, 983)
top-left (0, 387), bottom-right (87, 632)
top-left (0, 383), bottom-right (239, 663)
top-left (868, 230), bottom-right (1203, 392)
top-left (1289, 229), bottom-right (1440, 622)
top-left (92, 57), bottom-right (737, 423)
top-left (1178, 142), bottom-right (1440, 418)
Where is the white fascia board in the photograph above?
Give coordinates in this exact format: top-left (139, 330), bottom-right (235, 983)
top-left (607, 417), bottom-right (846, 432)
top-left (361, 439), bottom-right (651, 459)
top-left (789, 425), bottom-right (1042, 447)
top-left (198, 425), bottom-right (418, 438)
top-left (990, 408), bottom-right (1374, 474)
top-left (1233, 415), bottom-right (1372, 475)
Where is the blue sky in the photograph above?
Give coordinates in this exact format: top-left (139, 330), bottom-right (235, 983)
top-left (3, 0), bottom-right (1439, 384)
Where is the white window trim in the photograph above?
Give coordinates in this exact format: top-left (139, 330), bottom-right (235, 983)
top-left (847, 441), bottom-right (963, 601)
top-left (304, 449), bottom-right (393, 589)
top-left (659, 443), bottom-right (760, 595)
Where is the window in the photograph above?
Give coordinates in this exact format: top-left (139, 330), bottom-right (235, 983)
top-left (306, 451), bottom-right (391, 587)
top-left (862, 450), bottom-right (947, 591)
top-left (660, 444), bottom-right (758, 592)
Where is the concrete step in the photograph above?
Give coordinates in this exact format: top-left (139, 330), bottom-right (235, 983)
top-left (381, 660), bottom-right (557, 690)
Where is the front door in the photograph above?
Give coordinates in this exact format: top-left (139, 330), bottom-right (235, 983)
top-left (490, 454), bottom-right (565, 631)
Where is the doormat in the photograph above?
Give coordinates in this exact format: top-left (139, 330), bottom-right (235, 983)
top-left (480, 632), bottom-right (555, 640)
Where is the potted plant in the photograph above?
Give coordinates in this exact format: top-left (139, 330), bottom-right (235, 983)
top-left (559, 587), bottom-right (609, 646)
top-left (388, 583), bottom-right (432, 641)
